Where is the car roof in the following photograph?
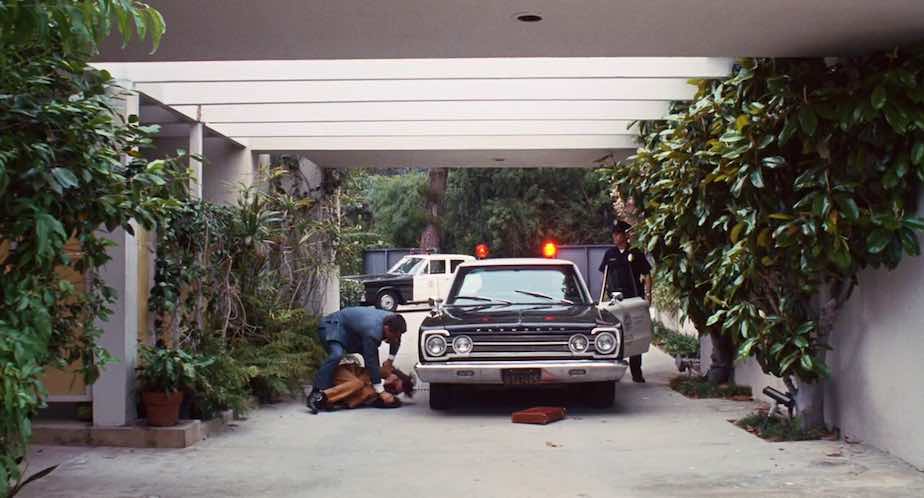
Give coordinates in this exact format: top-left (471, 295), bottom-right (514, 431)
top-left (403, 254), bottom-right (474, 260)
top-left (457, 258), bottom-right (575, 267)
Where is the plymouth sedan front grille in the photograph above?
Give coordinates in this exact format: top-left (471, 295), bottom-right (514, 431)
top-left (448, 327), bottom-right (603, 359)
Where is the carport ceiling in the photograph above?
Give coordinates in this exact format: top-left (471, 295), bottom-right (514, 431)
top-left (95, 1), bottom-right (924, 167)
top-left (97, 58), bottom-right (729, 166)
top-left (98, 0), bottom-right (924, 61)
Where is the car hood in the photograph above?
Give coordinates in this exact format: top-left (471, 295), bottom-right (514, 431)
top-left (423, 303), bottom-right (614, 329)
top-left (344, 273), bottom-right (410, 283)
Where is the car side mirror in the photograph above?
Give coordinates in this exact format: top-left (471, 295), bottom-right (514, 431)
top-left (608, 292), bottom-right (624, 305)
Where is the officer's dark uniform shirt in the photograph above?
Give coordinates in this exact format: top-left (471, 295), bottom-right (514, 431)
top-left (598, 246), bottom-right (652, 299)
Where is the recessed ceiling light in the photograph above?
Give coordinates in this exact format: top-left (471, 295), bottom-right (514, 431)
top-left (514, 12), bottom-right (543, 23)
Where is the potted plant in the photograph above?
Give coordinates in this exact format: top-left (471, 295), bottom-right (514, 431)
top-left (137, 346), bottom-right (213, 426)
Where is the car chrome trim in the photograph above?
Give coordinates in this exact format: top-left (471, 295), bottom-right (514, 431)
top-left (415, 360), bottom-right (628, 384)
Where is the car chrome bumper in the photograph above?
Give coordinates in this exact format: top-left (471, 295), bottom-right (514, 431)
top-left (415, 360), bottom-right (627, 384)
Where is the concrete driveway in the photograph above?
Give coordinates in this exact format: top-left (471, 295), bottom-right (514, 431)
top-left (21, 310), bottom-right (924, 498)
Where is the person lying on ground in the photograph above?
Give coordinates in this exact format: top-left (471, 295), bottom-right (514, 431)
top-left (307, 306), bottom-right (407, 414)
top-left (313, 359), bottom-right (416, 411)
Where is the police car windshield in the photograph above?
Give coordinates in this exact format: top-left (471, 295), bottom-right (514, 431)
top-left (389, 256), bottom-right (427, 275)
top-left (448, 266), bottom-right (589, 305)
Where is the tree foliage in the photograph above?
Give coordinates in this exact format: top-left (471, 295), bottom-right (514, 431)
top-left (0, 1), bottom-right (166, 494)
top-left (361, 171), bottom-right (429, 248)
top-left (612, 52), bottom-right (924, 425)
top-left (443, 168), bottom-right (613, 256)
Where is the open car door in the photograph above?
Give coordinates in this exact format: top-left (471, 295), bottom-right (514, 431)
top-left (597, 266), bottom-right (652, 357)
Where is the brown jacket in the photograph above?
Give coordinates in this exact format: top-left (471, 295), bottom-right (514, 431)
top-left (322, 363), bottom-right (379, 409)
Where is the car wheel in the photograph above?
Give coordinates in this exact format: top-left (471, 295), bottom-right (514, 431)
top-left (429, 383), bottom-right (452, 410)
top-left (376, 290), bottom-right (399, 312)
top-left (586, 381), bottom-right (616, 409)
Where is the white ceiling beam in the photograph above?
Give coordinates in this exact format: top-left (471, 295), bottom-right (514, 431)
top-left (94, 58), bottom-right (733, 83)
top-left (177, 100), bottom-right (670, 123)
top-left (243, 135), bottom-right (637, 151)
top-left (212, 120), bottom-right (636, 137)
top-left (137, 78), bottom-right (695, 106)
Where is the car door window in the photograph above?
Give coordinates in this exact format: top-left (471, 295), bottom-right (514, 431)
top-left (450, 259), bottom-right (465, 273)
top-left (429, 259), bottom-right (446, 274)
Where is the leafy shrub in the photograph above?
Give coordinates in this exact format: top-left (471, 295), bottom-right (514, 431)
top-left (651, 320), bottom-right (700, 357)
top-left (136, 346), bottom-right (213, 394)
top-left (670, 376), bottom-right (752, 400)
top-left (189, 336), bottom-right (255, 419)
top-left (736, 413), bottom-right (827, 441)
top-left (231, 309), bottom-right (325, 403)
top-left (340, 279), bottom-right (365, 308)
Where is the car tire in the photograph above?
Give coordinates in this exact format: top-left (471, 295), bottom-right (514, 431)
top-left (429, 383), bottom-right (452, 410)
top-left (376, 290), bottom-right (399, 312)
top-left (586, 381), bottom-right (616, 409)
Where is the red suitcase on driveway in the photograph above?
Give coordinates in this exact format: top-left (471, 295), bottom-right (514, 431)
top-left (512, 407), bottom-right (567, 425)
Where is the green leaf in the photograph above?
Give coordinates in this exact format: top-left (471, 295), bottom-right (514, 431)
top-left (730, 222), bottom-right (746, 243)
top-left (51, 168), bottom-right (79, 190)
top-left (794, 169), bottom-right (817, 189)
top-left (761, 156), bottom-right (786, 169)
top-left (830, 239), bottom-right (852, 270)
top-left (146, 8), bottom-right (166, 54)
top-left (750, 169), bottom-right (765, 188)
top-left (899, 228), bottom-right (921, 256)
top-left (903, 216), bottom-right (924, 231)
top-left (912, 142), bottom-right (924, 166)
top-left (800, 355), bottom-right (815, 371)
top-left (835, 196), bottom-right (860, 221)
top-left (35, 213), bottom-right (66, 263)
top-left (779, 118), bottom-right (798, 145)
top-left (706, 311), bottom-right (724, 327)
top-left (867, 229), bottom-right (892, 254)
top-left (871, 85), bottom-right (888, 110)
top-left (799, 106), bottom-right (818, 136)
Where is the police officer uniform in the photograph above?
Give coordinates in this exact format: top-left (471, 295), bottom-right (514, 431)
top-left (598, 221), bottom-right (652, 382)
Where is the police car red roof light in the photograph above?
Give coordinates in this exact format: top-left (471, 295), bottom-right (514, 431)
top-left (542, 241), bottom-right (558, 258)
top-left (475, 243), bottom-right (490, 259)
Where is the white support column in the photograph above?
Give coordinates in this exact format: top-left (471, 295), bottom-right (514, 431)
top-left (189, 122), bottom-right (204, 199)
top-left (92, 81), bottom-right (142, 427)
top-left (92, 223), bottom-right (141, 426)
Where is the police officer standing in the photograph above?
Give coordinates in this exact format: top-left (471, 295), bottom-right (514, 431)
top-left (598, 220), bottom-right (652, 383)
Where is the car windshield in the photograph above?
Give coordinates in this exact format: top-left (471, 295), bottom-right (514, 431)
top-left (448, 266), bottom-right (589, 305)
top-left (388, 256), bottom-right (427, 275)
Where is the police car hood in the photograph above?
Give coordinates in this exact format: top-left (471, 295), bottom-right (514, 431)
top-left (424, 303), bottom-right (606, 329)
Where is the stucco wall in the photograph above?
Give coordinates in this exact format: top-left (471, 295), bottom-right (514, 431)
top-left (202, 141), bottom-right (254, 205)
top-left (708, 192), bottom-right (924, 470)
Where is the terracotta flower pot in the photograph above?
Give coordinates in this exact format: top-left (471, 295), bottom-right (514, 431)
top-left (142, 390), bottom-right (184, 427)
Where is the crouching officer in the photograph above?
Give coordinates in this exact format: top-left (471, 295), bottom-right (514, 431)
top-left (599, 220), bottom-right (652, 383)
top-left (307, 306), bottom-right (407, 414)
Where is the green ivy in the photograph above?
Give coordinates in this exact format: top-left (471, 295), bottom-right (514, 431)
top-left (0, 1), bottom-right (167, 495)
top-left (613, 51), bottom-right (924, 425)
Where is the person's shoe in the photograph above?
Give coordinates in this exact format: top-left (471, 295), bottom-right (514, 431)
top-left (307, 390), bottom-right (327, 414)
top-left (632, 375), bottom-right (646, 384)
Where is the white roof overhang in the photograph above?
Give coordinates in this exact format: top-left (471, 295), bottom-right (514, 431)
top-left (94, 0), bottom-right (924, 167)
top-left (98, 57), bottom-right (731, 167)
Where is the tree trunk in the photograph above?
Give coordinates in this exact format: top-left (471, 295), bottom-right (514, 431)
top-left (705, 327), bottom-right (735, 384)
top-left (792, 282), bottom-right (839, 430)
top-left (795, 379), bottom-right (825, 430)
top-left (420, 168), bottom-right (448, 251)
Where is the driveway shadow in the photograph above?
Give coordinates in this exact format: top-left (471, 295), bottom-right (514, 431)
top-left (422, 383), bottom-right (646, 418)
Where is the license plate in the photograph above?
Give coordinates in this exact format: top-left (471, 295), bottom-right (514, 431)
top-left (502, 368), bottom-right (541, 385)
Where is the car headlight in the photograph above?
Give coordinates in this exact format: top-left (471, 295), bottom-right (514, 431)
top-left (452, 335), bottom-right (473, 355)
top-left (568, 334), bottom-right (589, 354)
top-left (595, 331), bottom-right (618, 355)
top-left (425, 335), bottom-right (448, 357)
